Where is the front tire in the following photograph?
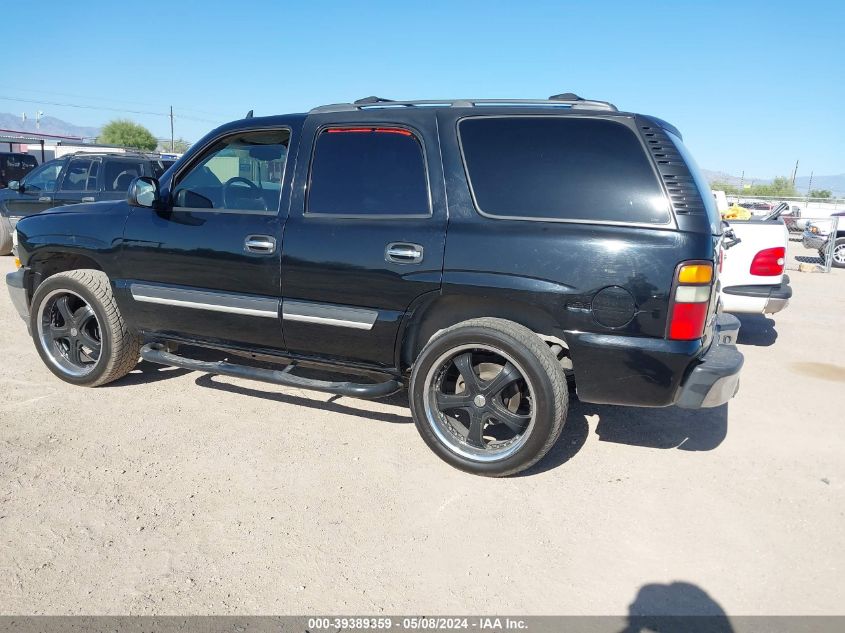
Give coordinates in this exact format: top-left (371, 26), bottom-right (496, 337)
top-left (409, 318), bottom-right (568, 476)
top-left (831, 238), bottom-right (845, 269)
top-left (29, 269), bottom-right (140, 386)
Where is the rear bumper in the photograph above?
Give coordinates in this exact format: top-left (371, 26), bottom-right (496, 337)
top-left (675, 314), bottom-right (743, 409)
top-left (5, 267), bottom-right (29, 322)
top-left (566, 314), bottom-right (743, 409)
top-left (721, 276), bottom-right (792, 314)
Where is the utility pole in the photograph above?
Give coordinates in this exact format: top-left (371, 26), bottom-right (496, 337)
top-left (739, 170), bottom-right (745, 192)
top-left (169, 106), bottom-right (175, 152)
top-left (791, 159), bottom-right (799, 186)
top-left (35, 110), bottom-right (43, 130)
top-left (807, 171), bottom-right (814, 197)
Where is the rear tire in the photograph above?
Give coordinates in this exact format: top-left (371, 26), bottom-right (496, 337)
top-left (29, 269), bottom-right (140, 386)
top-left (409, 318), bottom-right (568, 476)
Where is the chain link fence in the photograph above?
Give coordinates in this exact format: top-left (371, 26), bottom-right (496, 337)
top-left (722, 194), bottom-right (843, 272)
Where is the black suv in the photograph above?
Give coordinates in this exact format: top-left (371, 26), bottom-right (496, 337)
top-left (0, 152), bottom-right (169, 255)
top-left (5, 95), bottom-right (743, 476)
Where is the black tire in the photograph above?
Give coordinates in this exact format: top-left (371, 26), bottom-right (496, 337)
top-left (409, 318), bottom-right (568, 477)
top-left (0, 217), bottom-right (12, 256)
top-left (831, 238), bottom-right (845, 269)
top-left (29, 269), bottom-right (140, 386)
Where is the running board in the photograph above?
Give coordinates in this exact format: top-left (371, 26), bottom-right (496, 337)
top-left (139, 344), bottom-right (401, 399)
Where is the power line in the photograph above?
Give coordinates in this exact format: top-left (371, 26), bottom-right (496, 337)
top-left (0, 95), bottom-right (221, 124)
top-left (0, 85), bottom-right (229, 118)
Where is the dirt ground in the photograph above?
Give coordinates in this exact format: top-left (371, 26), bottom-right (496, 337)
top-left (0, 253), bottom-right (843, 616)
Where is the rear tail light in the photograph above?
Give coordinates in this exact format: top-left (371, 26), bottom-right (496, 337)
top-left (667, 262), bottom-right (713, 341)
top-left (750, 247), bottom-right (785, 276)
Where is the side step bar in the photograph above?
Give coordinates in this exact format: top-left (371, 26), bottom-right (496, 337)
top-left (140, 344), bottom-right (402, 399)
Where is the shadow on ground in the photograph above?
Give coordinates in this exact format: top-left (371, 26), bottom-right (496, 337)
top-left (735, 313), bottom-right (778, 346)
top-left (194, 373), bottom-right (412, 425)
top-left (525, 400), bottom-right (728, 475)
top-left (620, 581), bottom-right (733, 632)
top-left (115, 348), bottom-right (728, 474)
top-left (107, 360), bottom-right (192, 386)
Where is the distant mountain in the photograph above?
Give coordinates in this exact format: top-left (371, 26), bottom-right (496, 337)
top-left (702, 169), bottom-right (769, 187)
top-left (0, 112), bottom-right (100, 139)
top-left (795, 174), bottom-right (845, 197)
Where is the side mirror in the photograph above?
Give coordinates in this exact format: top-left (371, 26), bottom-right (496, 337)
top-left (127, 176), bottom-right (160, 208)
top-left (7, 180), bottom-right (20, 192)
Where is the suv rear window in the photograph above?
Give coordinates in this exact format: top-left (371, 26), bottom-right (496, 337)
top-left (458, 117), bottom-right (671, 224)
top-left (307, 127), bottom-right (429, 216)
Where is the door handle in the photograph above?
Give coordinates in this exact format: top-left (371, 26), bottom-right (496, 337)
top-left (38, 196), bottom-right (51, 202)
top-left (81, 196), bottom-right (96, 203)
top-left (245, 235), bottom-right (276, 254)
top-left (385, 242), bottom-right (424, 264)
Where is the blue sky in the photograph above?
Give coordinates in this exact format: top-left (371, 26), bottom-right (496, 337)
top-left (4, 0), bottom-right (843, 177)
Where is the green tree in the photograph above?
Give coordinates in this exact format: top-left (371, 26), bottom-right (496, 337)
top-left (809, 189), bottom-right (832, 199)
top-left (157, 138), bottom-right (191, 153)
top-left (708, 176), bottom-right (798, 198)
top-left (98, 119), bottom-right (158, 151)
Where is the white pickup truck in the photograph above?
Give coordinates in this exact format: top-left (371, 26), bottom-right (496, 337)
top-left (720, 206), bottom-right (792, 315)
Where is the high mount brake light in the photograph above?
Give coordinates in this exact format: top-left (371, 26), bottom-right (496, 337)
top-left (326, 127), bottom-right (413, 136)
top-left (667, 261), bottom-right (714, 341)
top-left (750, 247), bottom-right (786, 276)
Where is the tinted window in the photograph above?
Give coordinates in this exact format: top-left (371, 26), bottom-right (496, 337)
top-left (174, 130), bottom-right (289, 212)
top-left (307, 127), bottom-right (429, 216)
top-left (22, 160), bottom-right (64, 192)
top-left (459, 117), bottom-right (670, 224)
top-left (61, 158), bottom-right (96, 191)
top-left (103, 159), bottom-right (144, 191)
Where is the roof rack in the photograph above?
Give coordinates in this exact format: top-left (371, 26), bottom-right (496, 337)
top-left (310, 94), bottom-right (618, 114)
top-left (62, 150), bottom-right (164, 159)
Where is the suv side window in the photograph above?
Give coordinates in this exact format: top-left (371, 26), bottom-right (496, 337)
top-left (103, 159), bottom-right (145, 192)
top-left (307, 126), bottom-right (429, 216)
top-left (458, 117), bottom-right (670, 225)
top-left (60, 158), bottom-right (98, 191)
top-left (21, 160), bottom-right (64, 192)
top-left (173, 130), bottom-right (289, 212)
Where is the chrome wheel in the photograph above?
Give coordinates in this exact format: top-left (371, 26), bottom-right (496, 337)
top-left (833, 243), bottom-right (845, 265)
top-left (37, 289), bottom-right (102, 377)
top-left (423, 344), bottom-right (536, 462)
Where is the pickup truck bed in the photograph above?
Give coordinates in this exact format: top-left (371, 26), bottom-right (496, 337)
top-left (720, 218), bottom-right (792, 314)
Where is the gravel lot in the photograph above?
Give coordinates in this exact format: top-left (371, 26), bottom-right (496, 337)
top-left (1, 253), bottom-right (843, 616)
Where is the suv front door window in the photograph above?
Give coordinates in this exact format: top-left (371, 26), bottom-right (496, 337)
top-left (172, 131), bottom-right (288, 213)
top-left (21, 160), bottom-right (63, 193)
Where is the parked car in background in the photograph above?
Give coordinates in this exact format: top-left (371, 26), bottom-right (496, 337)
top-left (803, 212), bottom-right (845, 268)
top-left (0, 152), bottom-right (170, 255)
top-left (0, 152), bottom-right (38, 189)
top-left (6, 94), bottom-right (744, 476)
top-left (721, 205), bottom-right (792, 314)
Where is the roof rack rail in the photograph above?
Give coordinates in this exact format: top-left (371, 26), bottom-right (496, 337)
top-left (310, 95), bottom-right (618, 114)
top-left (63, 150), bottom-right (162, 158)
